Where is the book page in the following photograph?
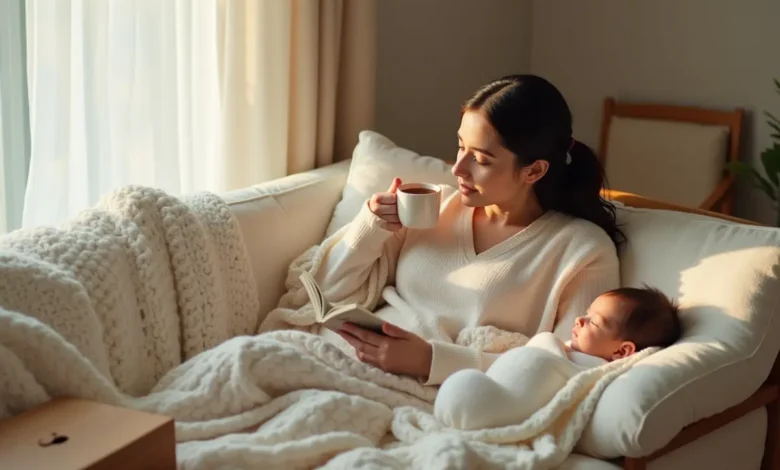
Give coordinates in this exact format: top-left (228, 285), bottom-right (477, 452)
top-left (298, 271), bottom-right (326, 319)
top-left (322, 306), bottom-right (387, 335)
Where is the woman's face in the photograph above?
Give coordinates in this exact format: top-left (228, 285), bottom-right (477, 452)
top-left (452, 110), bottom-right (534, 208)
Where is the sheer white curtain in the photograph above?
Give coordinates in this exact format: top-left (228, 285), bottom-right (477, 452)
top-left (0, 0), bottom-right (30, 233)
top-left (22, 0), bottom-right (376, 229)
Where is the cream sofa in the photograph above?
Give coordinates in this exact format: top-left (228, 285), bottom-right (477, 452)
top-left (221, 130), bottom-right (780, 470)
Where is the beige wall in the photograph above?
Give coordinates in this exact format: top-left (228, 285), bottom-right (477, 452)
top-left (531, 0), bottom-right (780, 224)
top-left (375, 0), bottom-right (533, 161)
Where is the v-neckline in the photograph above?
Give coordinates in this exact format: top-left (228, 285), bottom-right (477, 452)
top-left (460, 206), bottom-right (555, 261)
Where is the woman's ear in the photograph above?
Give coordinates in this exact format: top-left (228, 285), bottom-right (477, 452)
top-left (521, 159), bottom-right (549, 184)
top-left (611, 341), bottom-right (636, 360)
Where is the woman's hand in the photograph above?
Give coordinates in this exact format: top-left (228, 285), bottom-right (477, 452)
top-left (338, 321), bottom-right (432, 378)
top-left (368, 177), bottom-right (403, 232)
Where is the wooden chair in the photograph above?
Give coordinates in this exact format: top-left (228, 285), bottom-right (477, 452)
top-left (599, 97), bottom-right (744, 214)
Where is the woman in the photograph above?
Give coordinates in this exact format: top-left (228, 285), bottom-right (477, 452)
top-left (315, 74), bottom-right (623, 386)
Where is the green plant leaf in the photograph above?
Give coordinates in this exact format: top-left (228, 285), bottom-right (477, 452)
top-left (767, 111), bottom-right (780, 135)
top-left (726, 161), bottom-right (778, 200)
top-left (761, 143), bottom-right (780, 186)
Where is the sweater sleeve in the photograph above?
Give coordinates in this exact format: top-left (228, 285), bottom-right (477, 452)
top-left (424, 341), bottom-right (506, 386)
top-left (314, 201), bottom-right (406, 302)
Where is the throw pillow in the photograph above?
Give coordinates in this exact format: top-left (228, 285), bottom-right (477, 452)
top-left (325, 130), bottom-right (457, 236)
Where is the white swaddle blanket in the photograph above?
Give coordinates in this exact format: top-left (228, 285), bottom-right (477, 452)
top-left (435, 332), bottom-right (607, 430)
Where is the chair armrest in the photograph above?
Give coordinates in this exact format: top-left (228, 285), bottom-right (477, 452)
top-left (621, 385), bottom-right (779, 470)
top-left (700, 175), bottom-right (735, 213)
top-left (601, 188), bottom-right (756, 226)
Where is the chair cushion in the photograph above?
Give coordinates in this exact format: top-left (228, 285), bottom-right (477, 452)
top-left (577, 205), bottom-right (780, 458)
top-left (324, 130), bottom-right (457, 236)
top-left (605, 116), bottom-right (729, 207)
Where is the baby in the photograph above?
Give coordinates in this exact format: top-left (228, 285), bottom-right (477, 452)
top-left (434, 285), bottom-right (682, 430)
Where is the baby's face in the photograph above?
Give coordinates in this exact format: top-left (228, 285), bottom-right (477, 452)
top-left (570, 294), bottom-right (636, 360)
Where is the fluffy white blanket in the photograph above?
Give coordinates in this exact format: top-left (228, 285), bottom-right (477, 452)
top-left (0, 186), bottom-right (260, 401)
top-left (0, 187), bottom-right (651, 469)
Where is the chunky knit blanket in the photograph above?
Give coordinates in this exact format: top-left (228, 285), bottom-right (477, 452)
top-left (0, 186), bottom-right (260, 402)
top-left (0, 186), bottom-right (650, 469)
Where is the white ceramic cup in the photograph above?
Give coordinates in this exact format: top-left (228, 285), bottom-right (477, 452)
top-left (396, 183), bottom-right (442, 229)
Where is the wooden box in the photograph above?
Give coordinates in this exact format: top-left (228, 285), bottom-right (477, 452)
top-left (0, 397), bottom-right (176, 470)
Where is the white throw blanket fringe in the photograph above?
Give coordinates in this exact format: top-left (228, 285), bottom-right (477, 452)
top-left (0, 186), bottom-right (653, 469)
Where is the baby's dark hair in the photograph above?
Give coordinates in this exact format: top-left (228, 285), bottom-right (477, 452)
top-left (607, 285), bottom-right (682, 351)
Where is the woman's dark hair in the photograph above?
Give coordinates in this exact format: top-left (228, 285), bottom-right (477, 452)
top-left (463, 74), bottom-right (625, 247)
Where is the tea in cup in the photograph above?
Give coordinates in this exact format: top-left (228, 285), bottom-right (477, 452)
top-left (396, 183), bottom-right (442, 229)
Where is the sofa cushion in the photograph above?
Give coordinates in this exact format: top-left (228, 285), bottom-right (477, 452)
top-left (577, 205), bottom-right (780, 458)
top-left (324, 130), bottom-right (457, 236)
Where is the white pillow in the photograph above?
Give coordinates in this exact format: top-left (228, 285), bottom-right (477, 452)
top-left (324, 130), bottom-right (457, 236)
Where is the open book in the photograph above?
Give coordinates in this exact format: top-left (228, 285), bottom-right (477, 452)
top-left (299, 271), bottom-right (388, 334)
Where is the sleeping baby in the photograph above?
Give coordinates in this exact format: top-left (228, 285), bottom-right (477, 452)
top-left (434, 285), bottom-right (682, 430)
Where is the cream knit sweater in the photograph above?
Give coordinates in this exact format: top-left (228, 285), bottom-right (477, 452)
top-left (315, 187), bottom-right (620, 385)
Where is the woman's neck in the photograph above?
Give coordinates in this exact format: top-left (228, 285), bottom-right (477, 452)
top-left (482, 191), bottom-right (545, 227)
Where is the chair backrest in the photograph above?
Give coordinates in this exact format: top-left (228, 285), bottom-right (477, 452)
top-left (599, 98), bottom-right (743, 213)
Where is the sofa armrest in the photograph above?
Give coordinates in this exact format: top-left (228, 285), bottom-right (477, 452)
top-left (223, 161), bottom-right (350, 323)
top-left (574, 192), bottom-right (780, 459)
top-left (620, 383), bottom-right (779, 470)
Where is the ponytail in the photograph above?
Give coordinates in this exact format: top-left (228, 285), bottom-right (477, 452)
top-left (558, 140), bottom-right (624, 246)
